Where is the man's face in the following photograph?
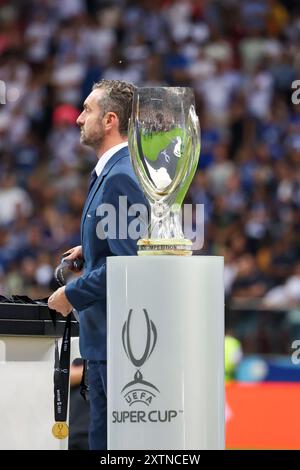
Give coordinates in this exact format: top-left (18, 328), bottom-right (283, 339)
top-left (77, 89), bottom-right (105, 149)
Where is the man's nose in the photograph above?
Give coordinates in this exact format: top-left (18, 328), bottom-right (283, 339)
top-left (77, 113), bottom-right (84, 126)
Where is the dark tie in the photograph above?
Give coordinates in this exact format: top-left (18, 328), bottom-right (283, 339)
top-left (87, 169), bottom-right (97, 194)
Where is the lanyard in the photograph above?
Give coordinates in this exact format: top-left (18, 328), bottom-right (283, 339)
top-left (52, 314), bottom-right (71, 439)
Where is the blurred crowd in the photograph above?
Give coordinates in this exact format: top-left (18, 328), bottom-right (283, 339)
top-left (0, 0), bottom-right (300, 307)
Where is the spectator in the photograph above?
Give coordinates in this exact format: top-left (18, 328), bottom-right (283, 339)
top-left (0, 0), bottom-right (298, 307)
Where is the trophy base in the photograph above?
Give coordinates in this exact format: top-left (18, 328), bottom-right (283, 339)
top-left (137, 239), bottom-right (193, 256)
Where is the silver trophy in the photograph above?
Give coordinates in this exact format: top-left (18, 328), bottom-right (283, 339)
top-left (128, 87), bottom-right (200, 255)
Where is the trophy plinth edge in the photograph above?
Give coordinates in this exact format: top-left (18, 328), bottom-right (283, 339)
top-left (137, 239), bottom-right (193, 256)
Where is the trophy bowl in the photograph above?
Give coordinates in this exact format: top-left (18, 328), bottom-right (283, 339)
top-left (128, 87), bottom-right (200, 256)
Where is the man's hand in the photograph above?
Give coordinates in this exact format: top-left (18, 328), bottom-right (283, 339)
top-left (63, 245), bottom-right (83, 261)
top-left (62, 245), bottom-right (83, 272)
top-left (48, 286), bottom-right (73, 317)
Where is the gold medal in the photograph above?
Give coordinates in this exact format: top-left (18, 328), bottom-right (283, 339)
top-left (52, 422), bottom-right (69, 439)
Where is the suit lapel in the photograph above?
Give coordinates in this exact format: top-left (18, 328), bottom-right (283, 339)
top-left (81, 147), bottom-right (129, 242)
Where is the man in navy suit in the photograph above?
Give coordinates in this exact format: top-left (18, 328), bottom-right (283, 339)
top-left (48, 80), bottom-right (148, 449)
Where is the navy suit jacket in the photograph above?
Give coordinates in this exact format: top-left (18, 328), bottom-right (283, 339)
top-left (65, 146), bottom-right (148, 360)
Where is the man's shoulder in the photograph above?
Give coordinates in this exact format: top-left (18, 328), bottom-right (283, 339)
top-left (107, 150), bottom-right (136, 181)
top-left (102, 150), bottom-right (147, 203)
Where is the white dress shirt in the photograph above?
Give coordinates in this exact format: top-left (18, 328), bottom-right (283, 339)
top-left (94, 142), bottom-right (128, 177)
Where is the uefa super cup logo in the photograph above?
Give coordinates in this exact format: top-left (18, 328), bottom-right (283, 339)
top-left (121, 309), bottom-right (159, 406)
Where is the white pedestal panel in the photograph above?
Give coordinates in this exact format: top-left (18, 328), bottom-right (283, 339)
top-left (0, 335), bottom-right (80, 450)
top-left (107, 256), bottom-right (224, 450)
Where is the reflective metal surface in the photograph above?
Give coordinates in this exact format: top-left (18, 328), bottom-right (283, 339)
top-left (129, 87), bottom-right (200, 252)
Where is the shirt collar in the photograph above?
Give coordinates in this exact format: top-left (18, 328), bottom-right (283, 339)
top-left (95, 142), bottom-right (128, 177)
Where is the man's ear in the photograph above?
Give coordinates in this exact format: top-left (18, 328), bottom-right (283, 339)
top-left (104, 112), bottom-right (118, 131)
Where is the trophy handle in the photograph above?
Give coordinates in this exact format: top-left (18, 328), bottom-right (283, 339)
top-left (128, 118), bottom-right (157, 204)
top-left (172, 105), bottom-right (200, 210)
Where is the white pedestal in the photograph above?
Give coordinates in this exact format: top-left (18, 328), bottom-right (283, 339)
top-left (0, 335), bottom-right (80, 450)
top-left (107, 256), bottom-right (224, 450)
